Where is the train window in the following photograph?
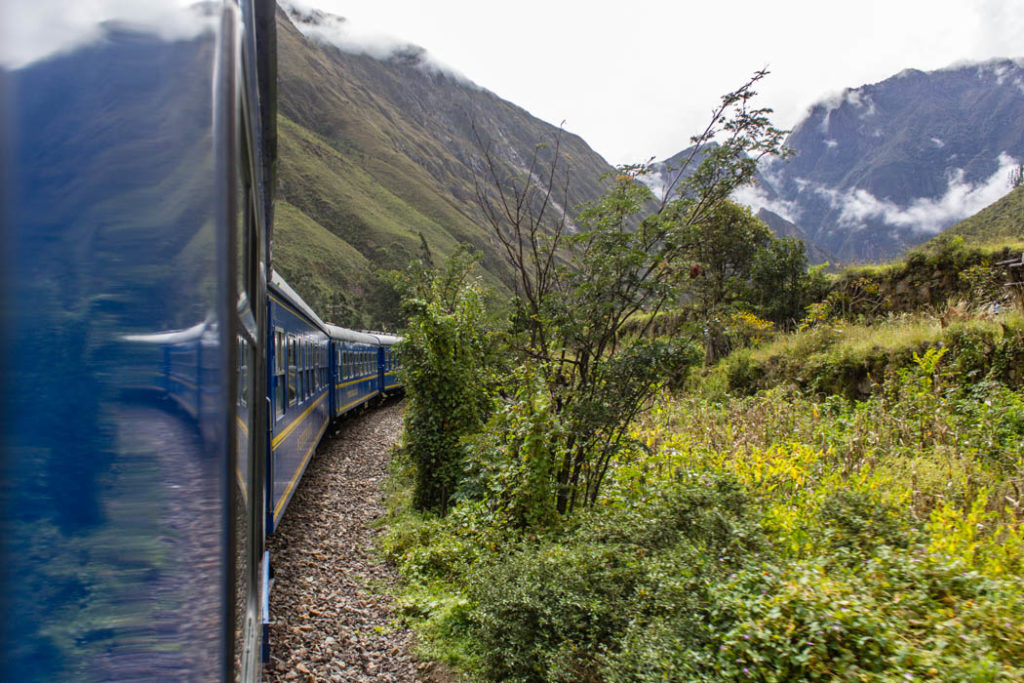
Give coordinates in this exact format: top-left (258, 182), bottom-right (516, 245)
top-left (295, 341), bottom-right (301, 401)
top-left (306, 341), bottom-right (312, 396)
top-left (308, 341), bottom-right (314, 394)
top-left (288, 337), bottom-right (297, 406)
top-left (301, 341), bottom-right (308, 399)
top-left (237, 337), bottom-right (248, 408)
top-left (275, 329), bottom-right (285, 418)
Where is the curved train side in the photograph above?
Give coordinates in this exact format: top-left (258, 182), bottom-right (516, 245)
top-left (0, 1), bottom-right (400, 680)
top-left (267, 271), bottom-right (402, 535)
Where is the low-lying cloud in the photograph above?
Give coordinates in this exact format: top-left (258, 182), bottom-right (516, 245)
top-left (811, 152), bottom-right (1020, 234)
top-left (731, 182), bottom-right (803, 225)
top-left (281, 1), bottom-right (473, 85)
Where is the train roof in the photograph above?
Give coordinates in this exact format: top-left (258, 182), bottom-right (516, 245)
top-left (269, 270), bottom-right (328, 332)
top-left (373, 334), bottom-right (402, 346)
top-left (324, 324), bottom-right (380, 345)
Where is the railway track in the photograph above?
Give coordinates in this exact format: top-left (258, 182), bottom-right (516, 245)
top-left (264, 399), bottom-right (419, 682)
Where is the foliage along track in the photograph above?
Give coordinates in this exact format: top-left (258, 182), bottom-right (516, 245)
top-left (265, 399), bottom-right (422, 682)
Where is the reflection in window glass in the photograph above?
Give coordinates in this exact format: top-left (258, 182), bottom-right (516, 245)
top-left (288, 337), bottom-right (297, 406)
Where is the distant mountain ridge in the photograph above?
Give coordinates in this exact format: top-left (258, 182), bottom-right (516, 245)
top-left (276, 4), bottom-right (1023, 313)
top-left (655, 59), bottom-right (1024, 263)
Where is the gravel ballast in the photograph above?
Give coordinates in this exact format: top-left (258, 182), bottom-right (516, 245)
top-left (264, 400), bottom-right (419, 682)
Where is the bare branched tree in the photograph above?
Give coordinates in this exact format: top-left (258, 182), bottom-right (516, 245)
top-left (473, 71), bottom-right (790, 514)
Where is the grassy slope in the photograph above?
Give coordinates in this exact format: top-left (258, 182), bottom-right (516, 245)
top-left (272, 8), bottom-right (619, 323)
top-left (938, 184), bottom-right (1024, 246)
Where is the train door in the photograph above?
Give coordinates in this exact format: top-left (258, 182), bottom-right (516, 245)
top-left (231, 0), bottom-right (274, 678)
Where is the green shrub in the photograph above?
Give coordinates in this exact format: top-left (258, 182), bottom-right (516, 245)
top-left (396, 250), bottom-right (495, 515)
top-left (818, 489), bottom-right (911, 555)
top-left (467, 476), bottom-right (766, 681)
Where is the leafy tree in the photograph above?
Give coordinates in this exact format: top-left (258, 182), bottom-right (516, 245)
top-left (395, 248), bottom-right (494, 515)
top-left (685, 201), bottom-right (773, 321)
top-left (473, 70), bottom-right (789, 515)
top-left (749, 235), bottom-right (811, 327)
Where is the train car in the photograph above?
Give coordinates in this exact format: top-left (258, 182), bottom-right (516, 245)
top-left (376, 334), bottom-right (405, 393)
top-left (1, 1), bottom-right (407, 679)
top-left (327, 325), bottom-right (383, 418)
top-left (1, 0), bottom-right (277, 680)
top-left (267, 272), bottom-right (331, 534)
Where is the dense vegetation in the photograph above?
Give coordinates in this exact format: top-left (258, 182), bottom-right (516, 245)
top-left (380, 76), bottom-right (1024, 681)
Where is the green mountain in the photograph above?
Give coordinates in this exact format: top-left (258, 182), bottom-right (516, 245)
top-left (936, 184), bottom-right (1024, 247)
top-left (273, 6), bottom-right (617, 327)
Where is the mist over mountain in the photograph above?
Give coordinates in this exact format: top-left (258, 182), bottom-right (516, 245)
top-left (273, 4), bottom-right (616, 326)
top-left (710, 60), bottom-right (1024, 263)
top-left (277, 1), bottom-right (1023, 315)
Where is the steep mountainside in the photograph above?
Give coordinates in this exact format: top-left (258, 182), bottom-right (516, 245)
top-left (273, 6), bottom-right (616, 327)
top-left (655, 60), bottom-right (1024, 264)
top-left (774, 60), bottom-right (1024, 262)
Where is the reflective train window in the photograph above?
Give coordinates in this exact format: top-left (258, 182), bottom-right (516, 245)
top-left (307, 341), bottom-right (314, 394)
top-left (299, 341), bottom-right (305, 399)
top-left (237, 337), bottom-right (249, 407)
top-left (275, 329), bottom-right (285, 419)
top-left (288, 336), bottom-right (297, 406)
top-left (301, 340), bottom-right (308, 400)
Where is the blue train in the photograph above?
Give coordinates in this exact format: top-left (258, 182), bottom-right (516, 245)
top-left (0, 1), bottom-right (401, 680)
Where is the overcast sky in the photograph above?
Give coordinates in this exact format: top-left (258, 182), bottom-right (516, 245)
top-left (305, 0), bottom-right (1023, 166)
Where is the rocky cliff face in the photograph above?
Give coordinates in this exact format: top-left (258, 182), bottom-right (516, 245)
top-left (773, 59), bottom-right (1024, 262)
top-left (654, 60), bottom-right (1024, 264)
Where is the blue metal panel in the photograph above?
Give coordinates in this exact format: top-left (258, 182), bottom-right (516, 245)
top-left (0, 4), bottom-right (239, 680)
top-left (267, 292), bottom-right (330, 532)
top-left (332, 342), bottom-right (381, 418)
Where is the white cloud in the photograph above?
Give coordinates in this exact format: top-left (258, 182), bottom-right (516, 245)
top-left (931, 137), bottom-right (945, 148)
top-left (813, 153), bottom-right (1019, 234)
top-left (731, 183), bottom-right (803, 225)
top-left (1, 0), bottom-right (216, 70)
top-left (280, 1), bottom-right (473, 85)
